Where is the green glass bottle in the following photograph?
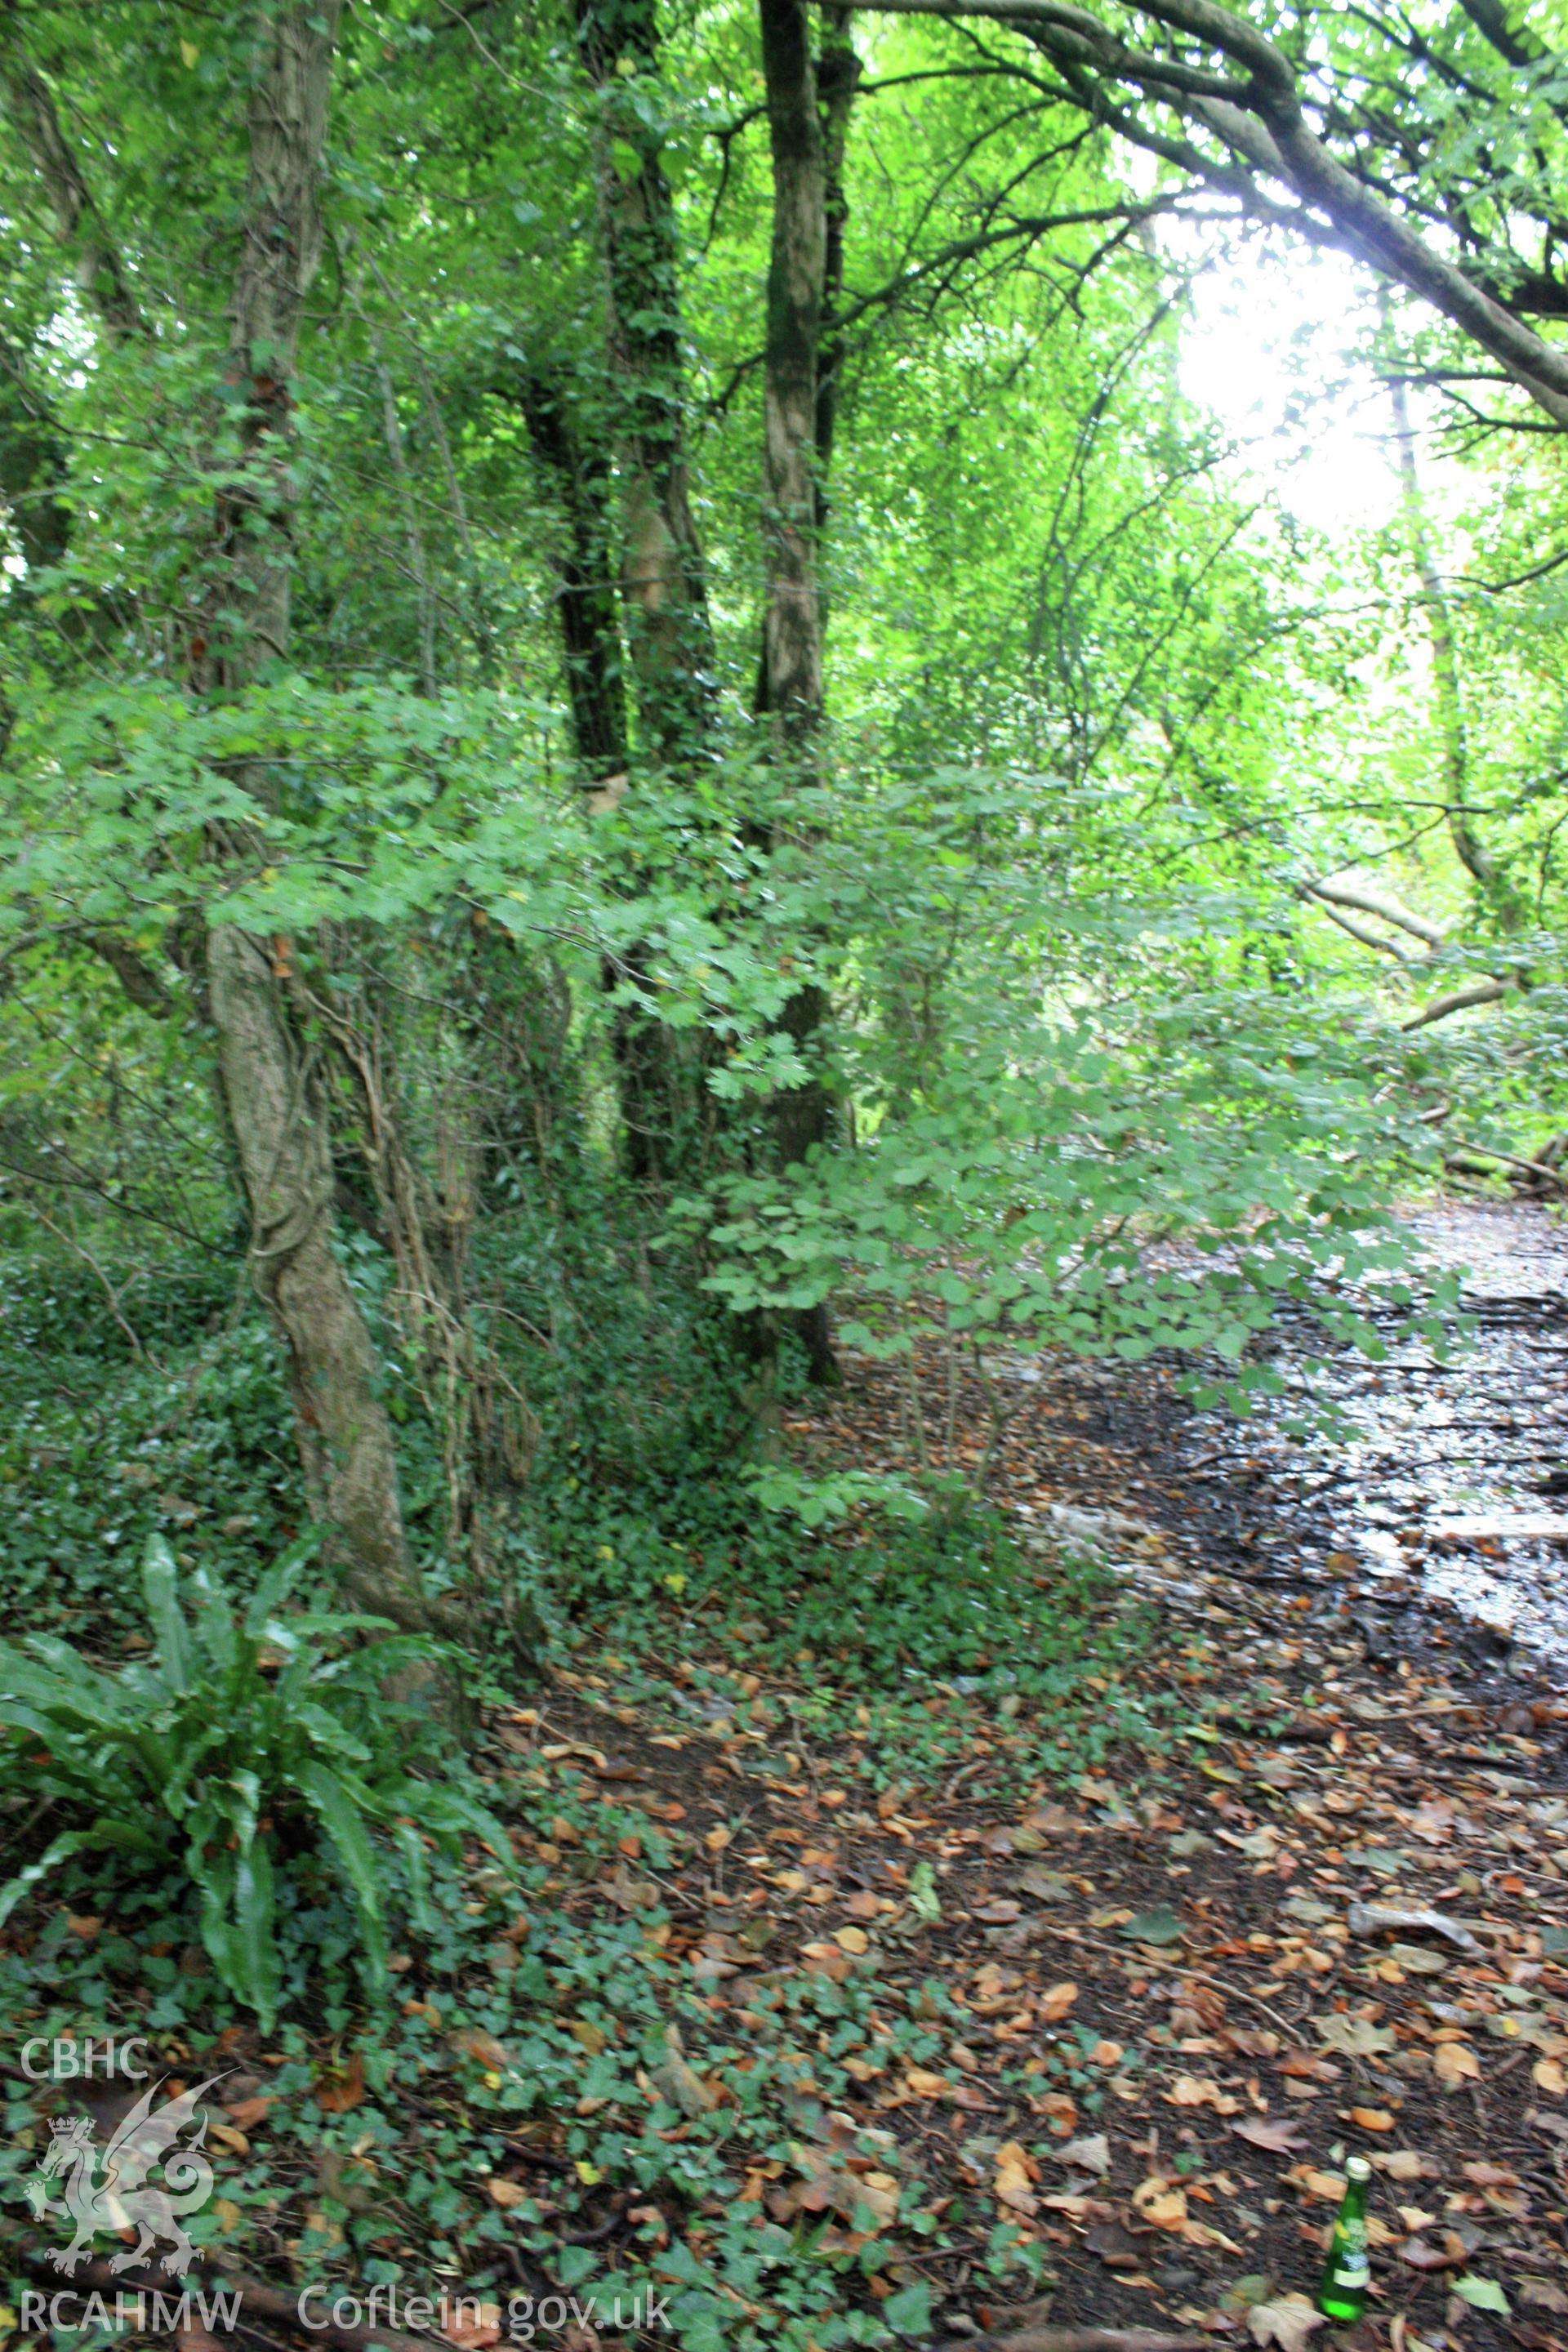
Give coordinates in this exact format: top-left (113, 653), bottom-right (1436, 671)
top-left (1319, 2154), bottom-right (1372, 2325)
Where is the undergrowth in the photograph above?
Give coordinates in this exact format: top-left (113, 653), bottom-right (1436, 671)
top-left (0, 1242), bottom-right (1187, 2350)
top-left (1, 1242), bottom-right (1170, 1797)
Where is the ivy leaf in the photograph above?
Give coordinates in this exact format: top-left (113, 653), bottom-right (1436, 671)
top-left (882, 2280), bottom-right (933, 2336)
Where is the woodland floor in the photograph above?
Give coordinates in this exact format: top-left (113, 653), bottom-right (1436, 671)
top-left (9, 1203), bottom-right (1568, 2352)
top-left (488, 1244), bottom-right (1568, 2350)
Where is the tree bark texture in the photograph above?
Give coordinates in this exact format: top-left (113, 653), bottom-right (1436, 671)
top-left (516, 369), bottom-right (630, 783)
top-left (202, 3), bottom-right (434, 1637)
top-left (207, 930), bottom-right (421, 1623)
top-left (760, 0), bottom-right (826, 744)
top-left (576, 0), bottom-right (717, 765)
top-left (814, 11), bottom-right (861, 530)
top-left (759, 0), bottom-right (840, 1382)
top-left (516, 363), bottom-right (697, 1181)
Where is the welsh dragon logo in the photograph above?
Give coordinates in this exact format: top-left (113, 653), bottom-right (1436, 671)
top-left (26, 2077), bottom-right (221, 2276)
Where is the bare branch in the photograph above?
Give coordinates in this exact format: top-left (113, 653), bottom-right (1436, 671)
top-left (1401, 978), bottom-right (1511, 1030)
top-left (1303, 874), bottom-right (1447, 945)
top-left (859, 0), bottom-right (1568, 429)
top-left (1301, 892), bottom-right (1415, 960)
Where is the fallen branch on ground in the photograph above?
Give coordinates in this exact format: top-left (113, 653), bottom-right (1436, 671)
top-left (1444, 1139), bottom-right (1568, 1194)
top-left (939, 2331), bottom-right (1210, 2352)
top-left (1051, 1927), bottom-right (1300, 2036)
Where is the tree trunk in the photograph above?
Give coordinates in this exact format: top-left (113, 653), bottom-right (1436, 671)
top-left (515, 361), bottom-right (696, 1180)
top-left (207, 933), bottom-right (420, 1623)
top-left (814, 10), bottom-right (861, 534)
top-left (516, 368), bottom-right (631, 784)
top-left (200, 2), bottom-right (438, 1642)
top-left (576, 0), bottom-right (717, 768)
top-left (760, 0), bottom-right (826, 743)
top-left (758, 0), bottom-right (841, 1384)
top-left (1387, 368), bottom-right (1521, 933)
top-left (2, 7), bottom-right (437, 1635)
top-left (561, 0), bottom-right (729, 1180)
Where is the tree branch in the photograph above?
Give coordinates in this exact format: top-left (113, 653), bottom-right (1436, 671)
top-left (89, 932), bottom-right (178, 1017)
top-left (1300, 890), bottom-right (1415, 960)
top-left (0, 62), bottom-right (146, 341)
top-left (859, 0), bottom-right (1568, 430)
top-left (1302, 874), bottom-right (1447, 945)
top-left (1401, 978), bottom-right (1511, 1030)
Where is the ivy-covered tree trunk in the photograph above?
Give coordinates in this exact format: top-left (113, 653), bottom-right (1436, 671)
top-left (2, 8), bottom-right (435, 1629)
top-left (576, 0), bottom-right (716, 768)
top-left (517, 369), bottom-right (630, 786)
top-left (517, 358), bottom-right (697, 1180)
top-left (759, 0), bottom-right (839, 1383)
top-left (202, 2), bottom-right (437, 1641)
top-left (568, 0), bottom-right (728, 1183)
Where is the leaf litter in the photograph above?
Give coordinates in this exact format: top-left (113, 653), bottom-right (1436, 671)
top-left (7, 1312), bottom-right (1568, 2351)
top-left (424, 1326), bottom-right (1568, 2346)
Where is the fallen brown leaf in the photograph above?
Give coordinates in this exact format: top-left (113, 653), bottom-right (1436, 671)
top-left (1232, 2115), bottom-right (1309, 2154)
top-left (314, 2052), bottom-right (365, 2114)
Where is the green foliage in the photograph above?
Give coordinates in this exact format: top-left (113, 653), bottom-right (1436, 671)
top-left (715, 1488), bottom-right (1128, 1690)
top-left (0, 1779), bottom-right (1058, 2350)
top-left (684, 902), bottom-right (1460, 1439)
top-left (0, 1252), bottom-right (302, 1637)
top-left (0, 1535), bottom-right (511, 2026)
top-left (5, 1), bottom-right (1566, 2336)
top-left (745, 1463), bottom-right (929, 1528)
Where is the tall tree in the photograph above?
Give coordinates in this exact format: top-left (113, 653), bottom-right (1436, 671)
top-left (2, 5), bottom-right (442, 1642)
top-left (576, 0), bottom-right (718, 764)
top-left (755, 0), bottom-right (842, 1383)
top-left (198, 5), bottom-right (453, 1640)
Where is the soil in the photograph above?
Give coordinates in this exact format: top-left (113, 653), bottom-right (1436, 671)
top-left (496, 1199), bottom-right (1568, 2349)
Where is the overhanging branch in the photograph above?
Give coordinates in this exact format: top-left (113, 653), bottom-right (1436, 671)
top-left (858, 0), bottom-right (1568, 430)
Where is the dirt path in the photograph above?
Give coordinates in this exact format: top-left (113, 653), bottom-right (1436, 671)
top-left (519, 1526), bottom-right (1568, 2348)
top-left (841, 1198), bottom-right (1568, 1695)
top-left (540, 1196), bottom-right (1563, 2340)
top-left (1219, 1201), bottom-right (1568, 1666)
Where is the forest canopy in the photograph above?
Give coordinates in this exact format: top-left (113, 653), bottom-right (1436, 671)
top-left (2, 0), bottom-right (1566, 1626)
top-left (2, 0), bottom-right (1567, 2341)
